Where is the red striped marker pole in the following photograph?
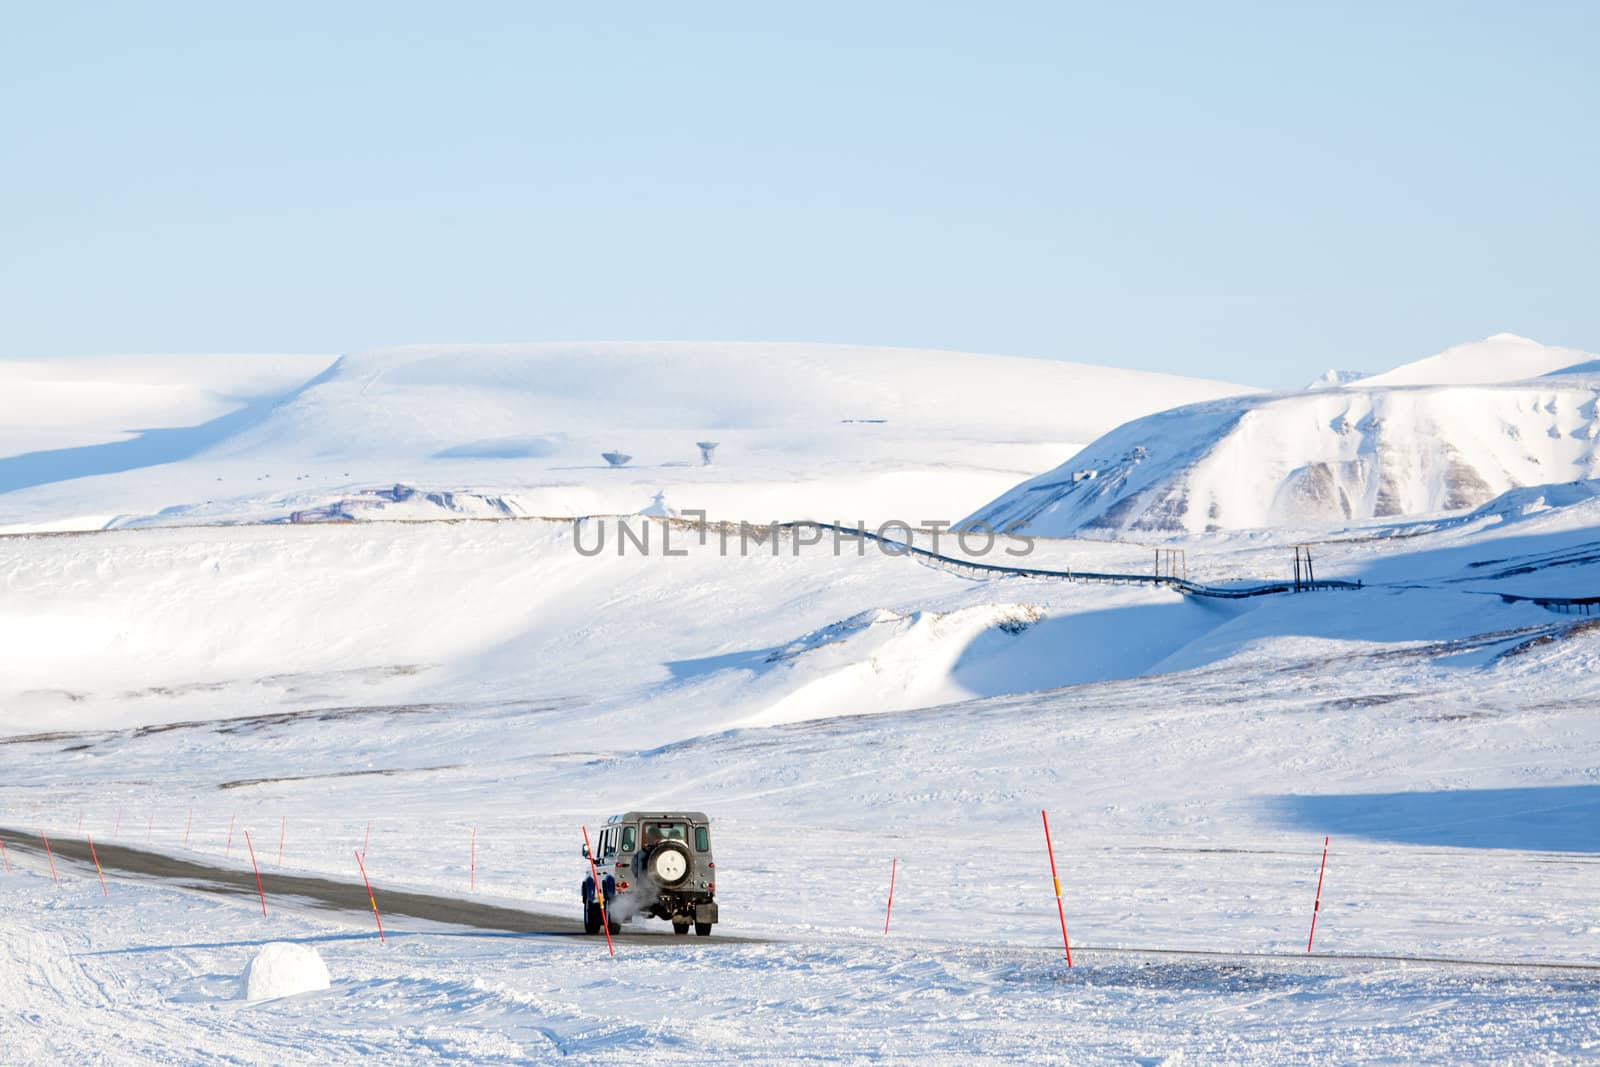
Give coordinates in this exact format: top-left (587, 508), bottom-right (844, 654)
top-left (1041, 809), bottom-right (1073, 967)
top-left (1307, 836), bottom-right (1329, 953)
top-left (883, 858), bottom-right (897, 934)
top-left (87, 834), bottom-right (108, 897)
top-left (245, 831), bottom-right (267, 917)
top-left (41, 830), bottom-right (59, 885)
top-left (225, 814), bottom-right (236, 858)
top-left (184, 808), bottom-right (193, 848)
top-left (470, 825), bottom-right (477, 892)
top-left (277, 817), bottom-right (285, 866)
top-left (354, 848), bottom-right (385, 943)
top-left (361, 822), bottom-right (370, 860)
top-left (580, 826), bottom-right (615, 958)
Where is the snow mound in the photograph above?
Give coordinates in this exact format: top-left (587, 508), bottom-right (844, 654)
top-left (964, 375), bottom-right (1600, 536)
top-left (241, 943), bottom-right (331, 1002)
top-left (1362, 333), bottom-right (1598, 388)
top-left (735, 596), bottom-right (1234, 728)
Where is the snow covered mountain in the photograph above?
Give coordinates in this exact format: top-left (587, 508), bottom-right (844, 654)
top-left (963, 335), bottom-right (1600, 537)
top-left (1361, 332), bottom-right (1598, 387)
top-left (0, 342), bottom-right (1254, 530)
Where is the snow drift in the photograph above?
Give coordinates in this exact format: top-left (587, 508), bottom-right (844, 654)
top-left (964, 336), bottom-right (1600, 536)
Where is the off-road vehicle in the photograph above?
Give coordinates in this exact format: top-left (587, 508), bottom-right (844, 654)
top-left (581, 811), bottom-right (718, 936)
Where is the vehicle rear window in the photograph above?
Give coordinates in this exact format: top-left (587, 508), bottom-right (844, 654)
top-left (644, 821), bottom-right (687, 846)
top-left (620, 826), bottom-right (636, 851)
top-left (694, 826), bottom-right (710, 852)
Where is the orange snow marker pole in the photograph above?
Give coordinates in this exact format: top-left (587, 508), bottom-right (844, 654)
top-left (470, 824), bottom-right (477, 892)
top-left (277, 817), bottom-right (285, 866)
top-left (362, 821), bottom-right (370, 860)
top-left (354, 848), bottom-right (384, 943)
top-left (184, 808), bottom-right (193, 847)
top-left (581, 825), bottom-right (615, 958)
top-left (40, 830), bottom-right (59, 885)
top-left (245, 831), bottom-right (267, 917)
top-left (1041, 810), bottom-right (1073, 967)
top-left (1307, 836), bottom-right (1329, 953)
top-left (225, 814), bottom-right (236, 858)
top-left (87, 834), bottom-right (107, 897)
top-left (884, 857), bottom-right (897, 934)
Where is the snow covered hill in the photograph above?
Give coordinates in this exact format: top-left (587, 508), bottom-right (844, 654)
top-left (964, 335), bottom-right (1600, 537)
top-left (0, 354), bottom-right (335, 459)
top-left (0, 343), bottom-right (1253, 531)
top-left (1361, 332), bottom-right (1598, 387)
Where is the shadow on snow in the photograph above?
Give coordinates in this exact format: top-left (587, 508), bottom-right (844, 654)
top-left (1269, 784), bottom-right (1600, 852)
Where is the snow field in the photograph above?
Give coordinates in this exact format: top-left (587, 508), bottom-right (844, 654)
top-left (2, 815), bottom-right (1598, 1064)
top-left (3, 514), bottom-right (1600, 1060)
top-left (4, 337), bottom-right (1600, 1060)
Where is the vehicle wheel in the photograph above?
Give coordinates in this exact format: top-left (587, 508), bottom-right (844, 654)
top-left (672, 920), bottom-right (690, 935)
top-left (584, 902), bottom-right (601, 935)
top-left (694, 922), bottom-right (713, 937)
top-left (607, 917), bottom-right (621, 936)
top-left (646, 841), bottom-right (693, 888)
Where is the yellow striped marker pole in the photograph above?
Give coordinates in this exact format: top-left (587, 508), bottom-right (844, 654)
top-left (1041, 809), bottom-right (1073, 966)
top-left (87, 834), bottom-right (108, 896)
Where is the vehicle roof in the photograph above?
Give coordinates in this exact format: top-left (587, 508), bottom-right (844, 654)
top-left (606, 811), bottom-right (710, 823)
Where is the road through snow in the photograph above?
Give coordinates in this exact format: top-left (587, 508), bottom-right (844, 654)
top-left (0, 828), bottom-right (764, 946)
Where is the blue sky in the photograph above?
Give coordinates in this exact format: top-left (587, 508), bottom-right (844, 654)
top-left (1, 2), bottom-right (1595, 387)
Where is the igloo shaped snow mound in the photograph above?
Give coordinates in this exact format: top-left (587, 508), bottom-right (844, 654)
top-left (241, 942), bottom-right (332, 1002)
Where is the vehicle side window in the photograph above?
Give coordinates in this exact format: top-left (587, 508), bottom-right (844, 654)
top-left (621, 825), bottom-right (636, 852)
top-left (602, 828), bottom-right (615, 857)
top-left (694, 826), bottom-right (709, 852)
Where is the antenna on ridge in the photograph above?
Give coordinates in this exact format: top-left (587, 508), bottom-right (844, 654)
top-left (696, 441), bottom-right (719, 466)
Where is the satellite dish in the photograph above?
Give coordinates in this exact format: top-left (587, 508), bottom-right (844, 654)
top-left (601, 450), bottom-right (633, 468)
top-left (696, 441), bottom-right (719, 465)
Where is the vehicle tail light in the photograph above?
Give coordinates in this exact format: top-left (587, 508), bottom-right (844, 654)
top-left (617, 881), bottom-right (630, 891)
top-left (708, 882), bottom-right (714, 894)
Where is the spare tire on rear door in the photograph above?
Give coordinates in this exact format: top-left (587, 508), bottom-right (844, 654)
top-left (646, 839), bottom-right (692, 888)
